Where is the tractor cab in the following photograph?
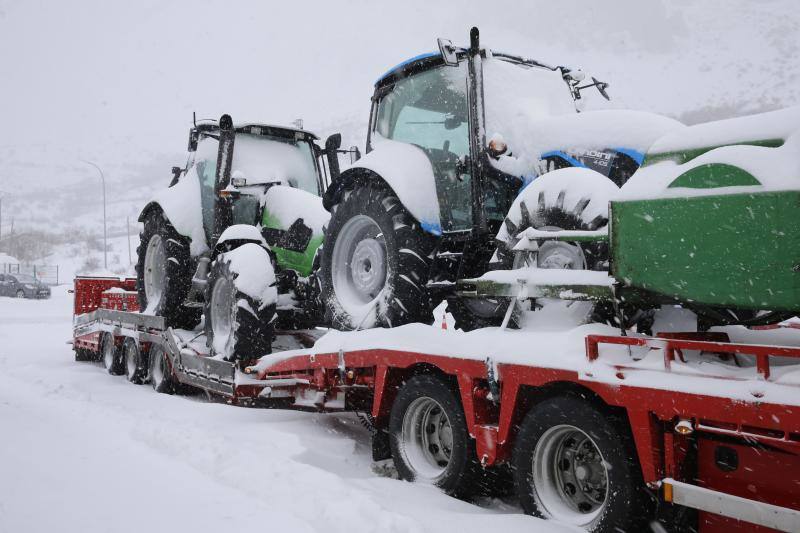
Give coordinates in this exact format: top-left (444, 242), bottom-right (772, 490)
top-left (184, 119), bottom-right (328, 244)
top-left (366, 29), bottom-right (593, 239)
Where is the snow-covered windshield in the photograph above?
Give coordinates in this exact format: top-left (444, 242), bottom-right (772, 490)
top-left (14, 274), bottom-right (36, 283)
top-left (483, 57), bottom-right (577, 160)
top-left (232, 133), bottom-right (318, 195)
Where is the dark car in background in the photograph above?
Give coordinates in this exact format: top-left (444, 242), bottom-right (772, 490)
top-left (0, 273), bottom-right (51, 299)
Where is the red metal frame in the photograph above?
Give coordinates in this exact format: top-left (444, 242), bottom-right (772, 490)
top-left (71, 275), bottom-right (800, 532)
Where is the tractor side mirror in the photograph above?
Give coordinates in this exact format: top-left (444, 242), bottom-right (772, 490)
top-left (169, 166), bottom-right (182, 187)
top-left (349, 146), bottom-right (361, 164)
top-left (325, 133), bottom-right (342, 182)
top-left (438, 38), bottom-right (459, 66)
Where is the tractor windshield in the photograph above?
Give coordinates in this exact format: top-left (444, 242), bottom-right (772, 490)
top-left (483, 57), bottom-right (577, 177)
top-left (231, 133), bottom-right (319, 195)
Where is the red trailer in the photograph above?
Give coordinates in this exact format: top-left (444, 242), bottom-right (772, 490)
top-left (72, 276), bottom-right (800, 533)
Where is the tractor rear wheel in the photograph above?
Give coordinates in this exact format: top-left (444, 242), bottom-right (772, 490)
top-left (321, 183), bottom-right (436, 330)
top-left (135, 209), bottom-right (200, 329)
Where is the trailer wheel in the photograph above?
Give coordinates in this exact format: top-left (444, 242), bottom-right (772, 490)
top-left (389, 375), bottom-right (478, 497)
top-left (135, 209), bottom-right (200, 330)
top-left (321, 182), bottom-right (436, 330)
top-left (204, 244), bottom-right (276, 362)
top-left (149, 345), bottom-right (174, 394)
top-left (512, 395), bottom-right (650, 532)
top-left (123, 338), bottom-right (146, 384)
top-left (74, 348), bottom-right (93, 362)
top-left (101, 333), bottom-right (123, 375)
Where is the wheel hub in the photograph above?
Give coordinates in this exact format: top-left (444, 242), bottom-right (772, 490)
top-left (350, 238), bottom-right (386, 298)
top-left (531, 425), bottom-right (609, 525)
top-left (331, 215), bottom-right (388, 313)
top-left (210, 275), bottom-right (237, 356)
top-left (400, 397), bottom-right (453, 482)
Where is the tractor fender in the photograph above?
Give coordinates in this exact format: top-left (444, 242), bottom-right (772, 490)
top-left (214, 225), bottom-right (268, 254)
top-left (324, 139), bottom-right (443, 236)
top-left (138, 171), bottom-right (209, 256)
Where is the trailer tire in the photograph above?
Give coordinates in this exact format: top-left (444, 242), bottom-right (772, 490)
top-left (321, 182), bottom-right (436, 330)
top-left (204, 244), bottom-right (276, 362)
top-left (512, 395), bottom-right (650, 532)
top-left (74, 348), bottom-right (93, 362)
top-left (389, 375), bottom-right (479, 498)
top-left (149, 345), bottom-right (175, 394)
top-left (136, 209), bottom-right (201, 330)
top-left (101, 333), bottom-right (123, 375)
top-left (123, 338), bottom-right (147, 384)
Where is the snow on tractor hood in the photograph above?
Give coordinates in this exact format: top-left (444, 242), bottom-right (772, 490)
top-left (349, 137), bottom-right (443, 235)
top-left (261, 185), bottom-right (329, 237)
top-left (620, 106), bottom-right (800, 201)
top-left (489, 109), bottom-right (684, 180)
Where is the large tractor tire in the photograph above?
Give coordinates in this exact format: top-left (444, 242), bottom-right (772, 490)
top-left (204, 243), bottom-right (277, 362)
top-left (512, 395), bottom-right (651, 532)
top-left (321, 182), bottom-right (436, 330)
top-left (135, 209), bottom-right (200, 329)
top-left (389, 375), bottom-right (481, 498)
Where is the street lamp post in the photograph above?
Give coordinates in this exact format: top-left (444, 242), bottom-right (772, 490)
top-left (82, 160), bottom-right (108, 269)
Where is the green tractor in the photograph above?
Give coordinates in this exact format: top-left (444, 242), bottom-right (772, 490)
top-left (136, 114), bottom-right (350, 360)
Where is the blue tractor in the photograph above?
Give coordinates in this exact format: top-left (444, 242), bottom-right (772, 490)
top-left (320, 28), bottom-right (682, 330)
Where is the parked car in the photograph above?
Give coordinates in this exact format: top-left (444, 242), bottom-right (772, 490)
top-left (0, 273), bottom-right (51, 299)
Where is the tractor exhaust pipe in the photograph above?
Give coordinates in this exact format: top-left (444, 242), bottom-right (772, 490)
top-left (213, 114), bottom-right (235, 242)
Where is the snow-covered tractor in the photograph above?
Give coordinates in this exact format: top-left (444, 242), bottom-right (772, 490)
top-left (136, 115), bottom-right (347, 360)
top-left (320, 27), bottom-right (682, 330)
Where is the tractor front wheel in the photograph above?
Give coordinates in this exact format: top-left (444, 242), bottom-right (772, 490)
top-left (204, 244), bottom-right (277, 362)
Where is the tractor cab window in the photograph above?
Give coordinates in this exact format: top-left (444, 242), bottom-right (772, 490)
top-left (231, 133), bottom-right (319, 196)
top-left (375, 63), bottom-right (473, 231)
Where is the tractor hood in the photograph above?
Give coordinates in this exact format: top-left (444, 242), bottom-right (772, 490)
top-left (489, 109), bottom-right (685, 181)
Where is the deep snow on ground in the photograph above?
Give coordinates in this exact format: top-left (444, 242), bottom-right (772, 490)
top-left (0, 288), bottom-right (576, 533)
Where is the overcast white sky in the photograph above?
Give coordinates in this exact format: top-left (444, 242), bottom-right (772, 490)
top-left (0, 0), bottom-right (797, 225)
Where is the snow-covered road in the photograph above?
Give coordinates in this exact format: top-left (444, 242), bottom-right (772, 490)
top-left (0, 287), bottom-right (571, 533)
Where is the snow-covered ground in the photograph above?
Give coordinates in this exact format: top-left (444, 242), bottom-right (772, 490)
top-left (0, 287), bottom-right (578, 533)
